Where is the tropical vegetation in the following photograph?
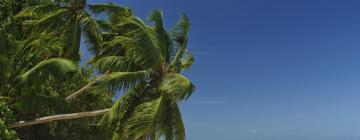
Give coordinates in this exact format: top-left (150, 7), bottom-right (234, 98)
top-left (0, 0), bottom-right (195, 140)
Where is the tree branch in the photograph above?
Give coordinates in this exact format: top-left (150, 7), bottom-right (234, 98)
top-left (10, 108), bottom-right (110, 128)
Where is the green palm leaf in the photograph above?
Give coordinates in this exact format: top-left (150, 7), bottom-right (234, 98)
top-left (169, 14), bottom-right (190, 71)
top-left (95, 71), bottom-right (149, 92)
top-left (160, 99), bottom-right (185, 140)
top-left (16, 33), bottom-right (63, 60)
top-left (16, 4), bottom-right (61, 18)
top-left (94, 56), bottom-right (138, 73)
top-left (89, 3), bottom-right (130, 16)
top-left (115, 17), bottom-right (162, 68)
top-left (159, 73), bottom-right (195, 102)
top-left (149, 10), bottom-right (172, 63)
top-left (180, 50), bottom-right (194, 71)
top-left (20, 58), bottom-right (77, 83)
top-left (123, 97), bottom-right (162, 139)
top-left (100, 83), bottom-right (145, 125)
top-left (61, 15), bottom-right (81, 60)
top-left (80, 12), bottom-right (103, 56)
top-left (25, 9), bottom-right (67, 32)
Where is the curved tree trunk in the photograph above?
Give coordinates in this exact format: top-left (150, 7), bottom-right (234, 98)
top-left (10, 108), bottom-right (110, 128)
top-left (65, 80), bottom-right (98, 100)
top-left (65, 71), bottom-right (109, 100)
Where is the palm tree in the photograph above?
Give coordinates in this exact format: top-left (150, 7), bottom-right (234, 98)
top-left (69, 8), bottom-right (196, 139)
top-left (16, 0), bottom-right (130, 61)
top-left (4, 2), bottom-right (196, 140)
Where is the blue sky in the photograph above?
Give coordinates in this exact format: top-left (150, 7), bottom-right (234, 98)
top-left (86, 0), bottom-right (360, 139)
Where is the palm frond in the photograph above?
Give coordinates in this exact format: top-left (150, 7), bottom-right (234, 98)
top-left (25, 9), bottom-right (68, 32)
top-left (94, 71), bottom-right (149, 93)
top-left (85, 36), bottom-right (128, 64)
top-left (61, 15), bottom-right (81, 60)
top-left (100, 83), bottom-right (145, 126)
top-left (16, 4), bottom-right (61, 18)
top-left (169, 14), bottom-right (190, 71)
top-left (80, 12), bottom-right (103, 56)
top-left (96, 19), bottom-right (113, 31)
top-left (180, 50), bottom-right (194, 71)
top-left (123, 97), bottom-right (162, 139)
top-left (149, 10), bottom-right (172, 63)
top-left (89, 3), bottom-right (130, 16)
top-left (159, 73), bottom-right (195, 102)
top-left (114, 16), bottom-right (162, 68)
top-left (98, 36), bottom-right (129, 57)
top-left (93, 56), bottom-right (138, 73)
top-left (20, 58), bottom-right (78, 83)
top-left (16, 33), bottom-right (63, 60)
top-left (160, 99), bottom-right (185, 140)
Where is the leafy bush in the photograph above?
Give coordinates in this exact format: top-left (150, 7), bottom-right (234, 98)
top-left (0, 101), bottom-right (18, 140)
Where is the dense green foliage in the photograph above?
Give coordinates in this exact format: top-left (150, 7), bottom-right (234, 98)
top-left (0, 101), bottom-right (17, 140)
top-left (0, 0), bottom-right (195, 140)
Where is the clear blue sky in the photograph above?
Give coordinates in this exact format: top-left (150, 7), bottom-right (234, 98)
top-left (86, 0), bottom-right (360, 139)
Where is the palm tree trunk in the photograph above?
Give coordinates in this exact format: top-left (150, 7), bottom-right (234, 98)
top-left (12, 72), bottom-right (112, 128)
top-left (65, 71), bottom-right (109, 100)
top-left (65, 80), bottom-right (97, 100)
top-left (10, 108), bottom-right (110, 128)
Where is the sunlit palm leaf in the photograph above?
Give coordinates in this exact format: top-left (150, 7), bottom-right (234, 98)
top-left (101, 83), bottom-right (145, 125)
top-left (89, 3), bottom-right (130, 16)
top-left (95, 71), bottom-right (149, 92)
top-left (94, 56), bottom-right (138, 73)
top-left (149, 10), bottom-right (172, 63)
top-left (169, 14), bottom-right (190, 71)
top-left (159, 73), bottom-right (195, 102)
top-left (16, 4), bottom-right (61, 18)
top-left (25, 9), bottom-right (67, 32)
top-left (123, 97), bottom-right (162, 139)
top-left (180, 50), bottom-right (194, 71)
top-left (115, 17), bottom-right (162, 68)
top-left (20, 58), bottom-right (77, 83)
top-left (160, 99), bottom-right (185, 140)
top-left (16, 33), bottom-right (63, 60)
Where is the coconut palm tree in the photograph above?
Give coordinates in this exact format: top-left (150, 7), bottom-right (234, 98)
top-left (16, 0), bottom-right (130, 61)
top-left (67, 7), bottom-right (196, 139)
top-left (4, 2), bottom-right (196, 139)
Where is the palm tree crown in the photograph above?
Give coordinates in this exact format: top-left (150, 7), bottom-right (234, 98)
top-left (85, 8), bottom-right (196, 140)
